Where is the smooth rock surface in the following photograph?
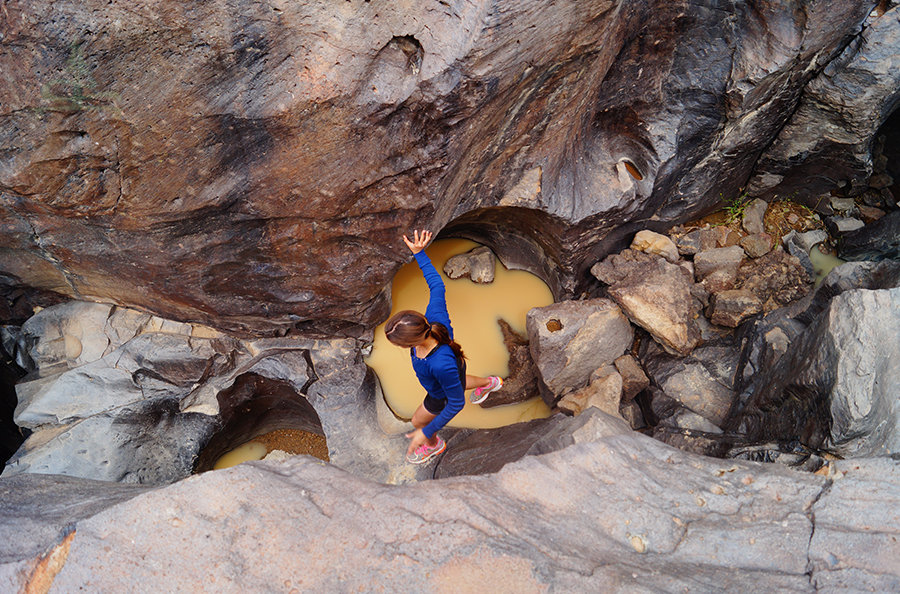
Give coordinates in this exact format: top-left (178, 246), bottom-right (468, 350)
top-left (2, 420), bottom-right (898, 594)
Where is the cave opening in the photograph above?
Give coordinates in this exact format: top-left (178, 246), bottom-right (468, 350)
top-left (193, 372), bottom-right (328, 472)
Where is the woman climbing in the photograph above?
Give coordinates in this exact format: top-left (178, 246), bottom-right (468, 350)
top-left (385, 230), bottom-right (504, 464)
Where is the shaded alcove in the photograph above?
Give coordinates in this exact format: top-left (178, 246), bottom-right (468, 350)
top-left (439, 207), bottom-right (571, 301)
top-left (193, 372), bottom-right (327, 472)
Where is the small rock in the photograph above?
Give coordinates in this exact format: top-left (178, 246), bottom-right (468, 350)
top-left (869, 172), bottom-right (894, 190)
top-left (824, 216), bottom-right (865, 236)
top-left (741, 198), bottom-right (769, 235)
top-left (858, 205), bottom-right (885, 224)
top-left (631, 230), bottom-right (680, 263)
top-left (614, 354), bottom-right (650, 401)
top-left (739, 233), bottom-right (773, 258)
top-left (443, 246), bottom-right (496, 283)
top-left (829, 197), bottom-right (856, 212)
top-left (694, 246), bottom-right (746, 281)
top-left (707, 289), bottom-right (763, 327)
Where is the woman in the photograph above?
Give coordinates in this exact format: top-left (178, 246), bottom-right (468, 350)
top-left (385, 230), bottom-right (504, 464)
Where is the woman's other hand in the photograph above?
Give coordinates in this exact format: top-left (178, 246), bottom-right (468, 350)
top-left (402, 230), bottom-right (432, 254)
top-left (405, 428), bottom-right (428, 456)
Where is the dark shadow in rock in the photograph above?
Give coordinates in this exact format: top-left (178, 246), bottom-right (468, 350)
top-left (193, 373), bottom-right (325, 473)
top-left (0, 352), bottom-right (26, 467)
top-left (838, 209), bottom-right (900, 262)
top-left (434, 410), bottom-right (628, 479)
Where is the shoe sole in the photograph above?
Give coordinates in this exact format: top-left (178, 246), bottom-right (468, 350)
top-left (470, 378), bottom-right (503, 404)
top-left (407, 440), bottom-right (446, 464)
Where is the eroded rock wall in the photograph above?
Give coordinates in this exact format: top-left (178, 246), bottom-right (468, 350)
top-left (0, 0), bottom-right (887, 336)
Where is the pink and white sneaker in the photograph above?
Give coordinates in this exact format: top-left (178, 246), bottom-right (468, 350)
top-left (470, 376), bottom-right (503, 404)
top-left (406, 436), bottom-right (446, 464)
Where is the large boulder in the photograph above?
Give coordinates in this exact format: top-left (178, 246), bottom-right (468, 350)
top-left (2, 421), bottom-right (900, 593)
top-left (0, 0), bottom-right (882, 336)
top-left (731, 285), bottom-right (900, 458)
top-left (526, 298), bottom-right (633, 403)
top-left (592, 250), bottom-right (701, 356)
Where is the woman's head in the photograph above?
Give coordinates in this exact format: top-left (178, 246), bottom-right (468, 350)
top-left (384, 310), bottom-right (430, 347)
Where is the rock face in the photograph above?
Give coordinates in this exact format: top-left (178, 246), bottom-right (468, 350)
top-left (2, 419), bottom-right (900, 594)
top-left (1, 301), bottom-right (427, 486)
top-left (0, 0), bottom-right (886, 336)
top-left (526, 299), bottom-right (633, 404)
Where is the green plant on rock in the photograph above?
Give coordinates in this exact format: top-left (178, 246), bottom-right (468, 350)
top-left (37, 42), bottom-right (122, 117)
top-left (723, 191), bottom-right (750, 225)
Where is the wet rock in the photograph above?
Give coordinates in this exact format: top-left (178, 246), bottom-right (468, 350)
top-left (630, 230), bottom-right (679, 263)
top-left (707, 289), bottom-right (763, 328)
top-left (738, 233), bottom-right (773, 258)
top-left (526, 299), bottom-right (632, 403)
top-left (478, 319), bottom-right (539, 408)
top-left (442, 246), bottom-right (496, 284)
top-left (557, 372), bottom-right (623, 418)
top-left (782, 229), bottom-right (828, 278)
top-left (839, 210), bottom-right (900, 261)
top-left (614, 354), bottom-right (650, 402)
top-left (741, 198), bottom-right (769, 235)
top-left (640, 339), bottom-right (738, 428)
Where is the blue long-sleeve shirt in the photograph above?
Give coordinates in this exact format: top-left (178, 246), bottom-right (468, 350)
top-left (410, 251), bottom-right (465, 439)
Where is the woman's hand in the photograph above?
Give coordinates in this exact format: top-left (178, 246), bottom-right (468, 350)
top-left (402, 230), bottom-right (432, 254)
top-left (405, 428), bottom-right (428, 456)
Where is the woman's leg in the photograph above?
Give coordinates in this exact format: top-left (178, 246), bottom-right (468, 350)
top-left (411, 403), bottom-right (438, 447)
top-left (465, 375), bottom-right (491, 390)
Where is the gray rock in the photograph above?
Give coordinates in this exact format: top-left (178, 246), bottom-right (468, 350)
top-left (731, 287), bottom-right (900, 458)
top-left (435, 408), bottom-right (630, 479)
top-left (741, 198), bottom-right (769, 235)
top-left (825, 215), bottom-right (865, 235)
top-left (738, 233), bottom-right (773, 258)
top-left (747, 4), bottom-right (900, 211)
top-left (12, 418), bottom-right (897, 593)
top-left (830, 197), bottom-right (857, 212)
top-left (442, 246), bottom-right (496, 284)
top-left (641, 340), bottom-right (738, 427)
top-left (782, 229), bottom-right (827, 278)
top-left (839, 209), bottom-right (900, 261)
top-left (694, 246), bottom-right (746, 284)
top-left (526, 299), bottom-right (633, 402)
top-left (707, 289), bottom-right (763, 328)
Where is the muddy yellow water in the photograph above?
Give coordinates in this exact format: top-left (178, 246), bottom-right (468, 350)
top-left (809, 243), bottom-right (846, 287)
top-left (366, 238), bottom-right (554, 429)
top-left (213, 441), bottom-right (267, 470)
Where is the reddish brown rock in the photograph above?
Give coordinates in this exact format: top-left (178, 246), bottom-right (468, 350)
top-left (0, 0), bottom-right (881, 337)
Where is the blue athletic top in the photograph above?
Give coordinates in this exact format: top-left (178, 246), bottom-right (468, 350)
top-left (410, 251), bottom-right (465, 439)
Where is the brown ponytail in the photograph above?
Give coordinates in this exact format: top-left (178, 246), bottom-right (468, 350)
top-left (427, 322), bottom-right (466, 361)
top-left (384, 310), bottom-right (466, 360)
